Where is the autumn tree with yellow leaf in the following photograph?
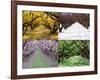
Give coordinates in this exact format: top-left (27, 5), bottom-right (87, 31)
top-left (22, 11), bottom-right (59, 40)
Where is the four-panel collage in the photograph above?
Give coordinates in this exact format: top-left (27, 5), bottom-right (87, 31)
top-left (22, 11), bottom-right (90, 69)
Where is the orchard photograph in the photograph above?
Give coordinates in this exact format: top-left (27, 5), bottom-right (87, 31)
top-left (22, 11), bottom-right (90, 40)
top-left (22, 11), bottom-right (59, 40)
top-left (22, 40), bottom-right (58, 68)
top-left (22, 11), bottom-right (91, 68)
top-left (58, 12), bottom-right (90, 40)
top-left (22, 40), bottom-right (90, 69)
top-left (58, 40), bottom-right (90, 67)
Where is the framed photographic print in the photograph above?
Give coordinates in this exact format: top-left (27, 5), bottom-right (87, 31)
top-left (11, 1), bottom-right (97, 79)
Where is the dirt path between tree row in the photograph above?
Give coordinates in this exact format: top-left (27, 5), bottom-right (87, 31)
top-left (22, 48), bottom-right (58, 69)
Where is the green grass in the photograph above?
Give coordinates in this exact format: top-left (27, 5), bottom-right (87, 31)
top-left (59, 56), bottom-right (89, 67)
top-left (32, 48), bottom-right (50, 68)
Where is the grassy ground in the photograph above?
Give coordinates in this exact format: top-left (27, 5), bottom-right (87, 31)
top-left (23, 48), bottom-right (58, 68)
top-left (23, 25), bottom-right (58, 40)
top-left (59, 56), bottom-right (89, 67)
top-left (32, 48), bottom-right (50, 68)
